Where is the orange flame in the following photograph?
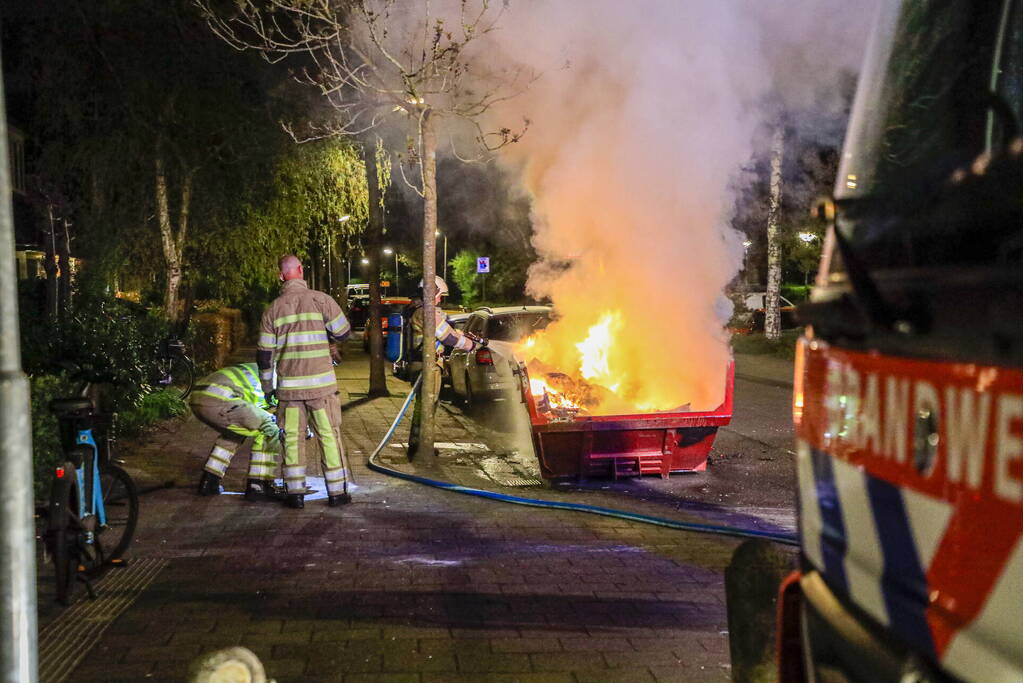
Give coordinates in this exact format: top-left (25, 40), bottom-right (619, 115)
top-left (518, 308), bottom-right (695, 416)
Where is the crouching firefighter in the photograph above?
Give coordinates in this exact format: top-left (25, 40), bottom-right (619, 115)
top-left (258, 254), bottom-right (353, 509)
top-left (405, 276), bottom-right (479, 459)
top-left (193, 362), bottom-right (282, 501)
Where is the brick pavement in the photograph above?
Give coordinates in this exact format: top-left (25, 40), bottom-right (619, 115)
top-left (42, 343), bottom-right (738, 682)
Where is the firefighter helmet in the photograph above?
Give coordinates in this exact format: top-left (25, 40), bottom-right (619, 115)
top-left (418, 275), bottom-right (449, 297)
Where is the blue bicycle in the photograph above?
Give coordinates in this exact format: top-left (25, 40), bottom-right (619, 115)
top-left (45, 376), bottom-right (138, 605)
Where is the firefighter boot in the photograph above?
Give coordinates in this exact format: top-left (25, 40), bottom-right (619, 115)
top-left (197, 471), bottom-right (221, 496)
top-left (328, 493), bottom-right (352, 507)
top-left (284, 493), bottom-right (304, 509)
top-left (244, 479), bottom-right (281, 502)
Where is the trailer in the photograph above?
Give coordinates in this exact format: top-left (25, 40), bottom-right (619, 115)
top-left (518, 362), bottom-right (734, 480)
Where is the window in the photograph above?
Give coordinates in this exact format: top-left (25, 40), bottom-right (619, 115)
top-left (832, 0), bottom-right (1023, 270)
top-left (486, 313), bottom-right (550, 342)
top-left (464, 315), bottom-right (484, 336)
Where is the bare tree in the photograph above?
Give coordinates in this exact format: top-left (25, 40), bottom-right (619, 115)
top-left (764, 126), bottom-right (784, 341)
top-left (199, 0), bottom-right (532, 458)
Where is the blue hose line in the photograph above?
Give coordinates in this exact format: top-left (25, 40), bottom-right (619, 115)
top-left (368, 376), bottom-right (798, 546)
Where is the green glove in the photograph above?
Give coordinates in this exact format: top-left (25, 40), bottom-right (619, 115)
top-left (258, 415), bottom-right (279, 440)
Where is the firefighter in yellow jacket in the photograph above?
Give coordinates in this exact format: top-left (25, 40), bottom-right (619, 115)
top-left (257, 254), bottom-right (352, 509)
top-left (407, 276), bottom-right (478, 458)
top-left (193, 362), bottom-right (281, 500)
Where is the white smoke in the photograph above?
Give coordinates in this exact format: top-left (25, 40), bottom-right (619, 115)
top-left (474, 0), bottom-right (875, 411)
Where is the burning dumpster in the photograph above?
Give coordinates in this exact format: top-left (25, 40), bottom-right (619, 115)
top-left (518, 360), bottom-right (734, 480)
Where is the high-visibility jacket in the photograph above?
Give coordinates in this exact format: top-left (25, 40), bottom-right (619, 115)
top-left (257, 279), bottom-right (351, 401)
top-left (191, 362), bottom-right (271, 410)
top-left (410, 304), bottom-right (474, 361)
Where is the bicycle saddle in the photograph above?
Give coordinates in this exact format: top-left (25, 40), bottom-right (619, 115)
top-left (49, 398), bottom-right (93, 417)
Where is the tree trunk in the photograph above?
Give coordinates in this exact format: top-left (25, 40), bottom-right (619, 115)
top-left (765, 126), bottom-right (784, 342)
top-left (42, 206), bottom-right (58, 325)
top-left (365, 140), bottom-right (388, 397)
top-left (155, 156), bottom-right (192, 327)
top-left (57, 218), bottom-right (72, 321)
top-left (414, 111), bottom-right (439, 459)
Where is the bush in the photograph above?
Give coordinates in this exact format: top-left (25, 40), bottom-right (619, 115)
top-left (29, 373), bottom-right (74, 500)
top-left (781, 284), bottom-right (811, 303)
top-left (117, 389), bottom-right (188, 437)
top-left (190, 312), bottom-right (233, 374)
top-left (19, 288), bottom-right (178, 499)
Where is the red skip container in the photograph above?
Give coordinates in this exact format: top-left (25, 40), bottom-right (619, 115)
top-left (519, 362), bottom-right (734, 480)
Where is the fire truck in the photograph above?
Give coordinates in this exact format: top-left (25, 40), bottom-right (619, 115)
top-left (777, 1), bottom-right (1023, 680)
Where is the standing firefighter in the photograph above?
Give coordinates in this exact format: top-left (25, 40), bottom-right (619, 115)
top-left (407, 276), bottom-right (478, 458)
top-left (193, 362), bottom-right (281, 501)
top-left (258, 254), bottom-right (352, 509)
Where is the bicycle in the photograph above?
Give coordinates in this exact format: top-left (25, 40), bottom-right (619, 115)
top-left (152, 335), bottom-right (195, 400)
top-left (45, 373), bottom-right (140, 605)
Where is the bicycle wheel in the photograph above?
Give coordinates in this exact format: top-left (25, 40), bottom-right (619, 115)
top-left (162, 353), bottom-right (194, 400)
top-left (48, 474), bottom-right (79, 605)
top-left (95, 464), bottom-right (139, 563)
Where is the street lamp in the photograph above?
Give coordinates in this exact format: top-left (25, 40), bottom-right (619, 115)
top-left (361, 257), bottom-right (369, 265)
top-left (383, 247), bottom-right (399, 294)
top-left (338, 215), bottom-right (351, 223)
top-left (798, 232), bottom-right (817, 243)
top-left (435, 230), bottom-right (448, 281)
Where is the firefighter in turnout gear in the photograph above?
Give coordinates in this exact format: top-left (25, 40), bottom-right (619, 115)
top-left (407, 276), bottom-right (478, 458)
top-left (258, 254), bottom-right (352, 509)
top-left (193, 363), bottom-right (282, 501)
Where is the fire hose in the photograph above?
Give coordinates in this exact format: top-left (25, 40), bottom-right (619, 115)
top-left (367, 376), bottom-right (798, 546)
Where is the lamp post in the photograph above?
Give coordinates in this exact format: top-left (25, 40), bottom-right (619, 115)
top-left (742, 239), bottom-right (752, 286)
top-left (383, 247), bottom-right (398, 295)
top-left (335, 215), bottom-right (351, 292)
top-left (435, 230), bottom-right (448, 281)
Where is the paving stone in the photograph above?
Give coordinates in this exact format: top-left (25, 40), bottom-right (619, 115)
top-left (44, 345), bottom-right (734, 682)
top-left (490, 637), bottom-right (562, 653)
top-left (382, 650), bottom-right (457, 672)
top-left (530, 651), bottom-right (612, 672)
top-left (345, 674), bottom-right (421, 683)
top-left (423, 674), bottom-right (574, 683)
top-left (455, 651), bottom-right (534, 673)
top-left (575, 669), bottom-right (656, 683)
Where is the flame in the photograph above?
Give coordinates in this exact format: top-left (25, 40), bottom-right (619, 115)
top-left (516, 305), bottom-right (708, 416)
top-left (576, 312), bottom-right (620, 383)
top-left (529, 377), bottom-right (581, 411)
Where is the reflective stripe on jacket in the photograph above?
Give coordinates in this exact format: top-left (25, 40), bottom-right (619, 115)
top-left (411, 305), bottom-right (474, 357)
top-left (191, 363), bottom-right (269, 409)
top-left (257, 279), bottom-right (350, 401)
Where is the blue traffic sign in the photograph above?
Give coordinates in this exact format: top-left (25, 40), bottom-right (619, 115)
top-left (476, 257), bottom-right (490, 273)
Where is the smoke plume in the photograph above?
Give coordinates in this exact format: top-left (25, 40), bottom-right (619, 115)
top-left (479, 0), bottom-right (874, 412)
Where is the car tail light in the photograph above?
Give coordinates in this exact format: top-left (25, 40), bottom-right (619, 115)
top-left (475, 348), bottom-right (494, 365)
top-left (55, 467), bottom-right (65, 479)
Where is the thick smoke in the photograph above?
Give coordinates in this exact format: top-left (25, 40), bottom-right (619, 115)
top-left (477, 1), bottom-right (874, 411)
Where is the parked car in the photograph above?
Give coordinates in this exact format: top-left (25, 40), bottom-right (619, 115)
top-left (440, 312), bottom-right (471, 389)
top-left (448, 306), bottom-right (553, 408)
top-left (362, 297), bottom-right (413, 351)
top-left (740, 291), bottom-right (799, 331)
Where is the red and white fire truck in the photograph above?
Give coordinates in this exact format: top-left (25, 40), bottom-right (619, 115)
top-left (778, 1), bottom-right (1023, 680)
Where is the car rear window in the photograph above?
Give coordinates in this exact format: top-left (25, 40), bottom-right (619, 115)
top-left (486, 313), bottom-right (549, 342)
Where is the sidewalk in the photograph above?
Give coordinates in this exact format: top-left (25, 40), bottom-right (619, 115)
top-left (40, 344), bottom-right (738, 682)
